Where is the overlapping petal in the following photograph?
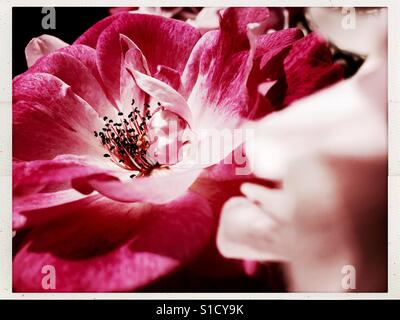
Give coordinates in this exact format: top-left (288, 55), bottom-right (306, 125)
top-left (13, 73), bottom-right (105, 161)
top-left (95, 12), bottom-right (201, 104)
top-left (13, 7), bottom-right (347, 293)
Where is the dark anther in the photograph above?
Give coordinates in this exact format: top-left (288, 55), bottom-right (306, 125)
top-left (130, 174), bottom-right (136, 178)
top-left (103, 116), bottom-right (108, 121)
top-left (118, 112), bottom-right (124, 116)
top-left (103, 154), bottom-right (110, 158)
top-left (131, 99), bottom-right (135, 105)
top-left (94, 131), bottom-right (98, 137)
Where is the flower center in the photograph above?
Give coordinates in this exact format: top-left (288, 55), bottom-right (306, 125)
top-left (94, 99), bottom-right (162, 178)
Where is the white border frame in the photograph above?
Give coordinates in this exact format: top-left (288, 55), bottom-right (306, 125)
top-left (0, 0), bottom-right (399, 300)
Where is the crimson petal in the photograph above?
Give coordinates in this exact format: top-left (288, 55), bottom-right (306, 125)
top-left (13, 192), bottom-right (213, 292)
top-left (96, 13), bottom-right (201, 104)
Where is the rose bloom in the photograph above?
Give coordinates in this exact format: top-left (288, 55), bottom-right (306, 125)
top-left (13, 8), bottom-right (342, 292)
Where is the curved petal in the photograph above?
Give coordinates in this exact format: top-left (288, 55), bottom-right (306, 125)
top-left (25, 34), bottom-right (68, 67)
top-left (266, 32), bottom-right (343, 108)
top-left (13, 73), bottom-right (104, 161)
top-left (58, 44), bottom-right (118, 108)
top-left (182, 8), bottom-right (269, 128)
top-left (27, 51), bottom-right (113, 116)
top-left (87, 167), bottom-right (202, 204)
top-left (245, 56), bottom-right (386, 181)
top-left (13, 192), bottom-right (213, 292)
top-left (217, 196), bottom-right (287, 261)
top-left (129, 69), bottom-right (192, 126)
top-left (118, 34), bottom-right (149, 112)
top-left (154, 65), bottom-right (182, 92)
top-left (13, 190), bottom-right (94, 230)
top-left (96, 13), bottom-right (201, 103)
top-left (73, 13), bottom-right (124, 48)
top-left (13, 72), bottom-right (102, 130)
top-left (57, 45), bottom-right (102, 82)
top-left (13, 155), bottom-right (113, 197)
top-left (13, 101), bottom-right (101, 161)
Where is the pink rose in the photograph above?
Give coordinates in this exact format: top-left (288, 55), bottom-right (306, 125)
top-left (13, 8), bottom-right (342, 292)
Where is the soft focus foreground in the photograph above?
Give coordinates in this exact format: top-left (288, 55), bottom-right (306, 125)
top-left (217, 8), bottom-right (387, 292)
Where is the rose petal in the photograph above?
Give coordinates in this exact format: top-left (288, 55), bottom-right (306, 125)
top-left (96, 13), bottom-right (201, 103)
top-left (13, 72), bottom-right (102, 131)
top-left (13, 73), bottom-right (104, 161)
top-left (13, 192), bottom-right (213, 292)
top-left (128, 69), bottom-right (193, 126)
top-left (217, 196), bottom-right (287, 261)
top-left (118, 34), bottom-right (149, 112)
top-left (74, 13), bottom-right (124, 48)
top-left (182, 8), bottom-right (269, 128)
top-left (87, 167), bottom-right (202, 204)
top-left (58, 44), bottom-right (118, 108)
top-left (25, 34), bottom-right (68, 67)
top-left (13, 101), bottom-right (101, 162)
top-left (154, 65), bottom-right (182, 92)
top-left (13, 155), bottom-right (113, 197)
top-left (246, 57), bottom-right (386, 181)
top-left (27, 51), bottom-right (113, 116)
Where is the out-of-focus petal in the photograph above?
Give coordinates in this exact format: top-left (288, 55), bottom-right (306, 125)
top-left (307, 8), bottom-right (387, 56)
top-left (186, 7), bottom-right (223, 34)
top-left (154, 65), bottom-right (182, 92)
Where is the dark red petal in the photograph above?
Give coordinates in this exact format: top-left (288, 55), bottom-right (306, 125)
top-left (13, 73), bottom-right (104, 161)
top-left (268, 32), bottom-right (344, 108)
top-left (13, 156), bottom-right (111, 197)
